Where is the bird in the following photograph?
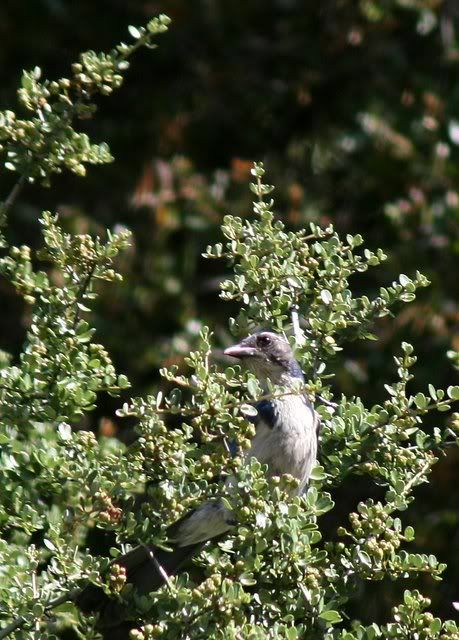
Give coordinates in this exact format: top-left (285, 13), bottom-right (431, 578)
top-left (76, 331), bottom-right (319, 638)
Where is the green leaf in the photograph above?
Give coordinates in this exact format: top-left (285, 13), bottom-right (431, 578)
top-left (357, 550), bottom-right (372, 567)
top-left (318, 610), bottom-right (342, 624)
top-left (414, 392), bottom-right (427, 409)
top-left (128, 25), bottom-right (142, 39)
top-left (404, 526), bottom-right (415, 541)
top-left (241, 404), bottom-right (258, 417)
top-left (309, 464), bottom-right (326, 481)
top-left (239, 572), bottom-right (257, 586)
top-left (247, 377), bottom-right (259, 399)
top-left (320, 289), bottom-right (333, 305)
top-left (43, 539), bottom-right (56, 551)
top-left (428, 384), bottom-right (437, 400)
top-left (447, 385), bottom-right (459, 400)
top-left (429, 618), bottom-right (442, 634)
top-left (58, 423), bottom-right (72, 441)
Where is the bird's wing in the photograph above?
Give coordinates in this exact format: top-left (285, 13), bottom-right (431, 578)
top-left (170, 499), bottom-right (234, 547)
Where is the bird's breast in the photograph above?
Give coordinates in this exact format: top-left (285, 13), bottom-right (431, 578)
top-left (248, 395), bottom-right (317, 493)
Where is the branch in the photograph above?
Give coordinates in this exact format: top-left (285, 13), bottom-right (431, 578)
top-left (317, 395), bottom-right (337, 409)
top-left (400, 459), bottom-right (433, 498)
top-left (71, 263), bottom-right (97, 331)
top-left (291, 304), bottom-right (303, 345)
top-left (0, 175), bottom-right (26, 219)
top-left (0, 261), bottom-right (97, 406)
top-left (155, 385), bottom-right (313, 418)
top-left (139, 543), bottom-right (173, 592)
top-left (0, 590), bottom-right (78, 640)
top-left (40, 262), bottom-right (98, 399)
top-left (0, 616), bottom-right (25, 640)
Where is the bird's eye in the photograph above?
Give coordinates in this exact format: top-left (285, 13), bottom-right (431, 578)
top-left (257, 335), bottom-right (272, 348)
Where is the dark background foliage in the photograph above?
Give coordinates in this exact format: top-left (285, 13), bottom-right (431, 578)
top-left (1, 0), bottom-right (458, 626)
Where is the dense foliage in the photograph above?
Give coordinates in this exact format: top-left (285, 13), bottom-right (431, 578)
top-left (1, 2), bottom-right (459, 638)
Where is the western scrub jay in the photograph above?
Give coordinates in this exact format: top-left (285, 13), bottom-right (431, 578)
top-left (76, 331), bottom-right (319, 637)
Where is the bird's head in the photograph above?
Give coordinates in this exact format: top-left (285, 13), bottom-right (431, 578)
top-left (224, 331), bottom-right (303, 387)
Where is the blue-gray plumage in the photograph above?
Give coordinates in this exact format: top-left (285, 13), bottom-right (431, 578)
top-left (228, 330), bottom-right (317, 493)
top-left (170, 331), bottom-right (318, 546)
top-left (76, 331), bottom-right (318, 639)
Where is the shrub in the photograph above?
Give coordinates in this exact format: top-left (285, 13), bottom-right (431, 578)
top-left (1, 14), bottom-right (459, 640)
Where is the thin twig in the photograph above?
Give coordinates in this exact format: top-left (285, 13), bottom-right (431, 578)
top-left (291, 304), bottom-right (303, 345)
top-left (311, 333), bottom-right (324, 379)
top-left (400, 459), bottom-right (433, 498)
top-left (31, 569), bottom-right (40, 636)
top-left (0, 589), bottom-right (78, 640)
top-left (317, 395), bottom-right (337, 409)
top-left (0, 264), bottom-right (97, 406)
top-left (42, 263), bottom-right (97, 399)
top-left (0, 616), bottom-right (25, 640)
top-left (71, 263), bottom-right (97, 331)
top-left (289, 306), bottom-right (338, 413)
top-left (1, 175), bottom-right (26, 217)
top-left (156, 386), bottom-right (311, 418)
top-left (139, 543), bottom-right (173, 592)
top-left (298, 582), bottom-right (311, 603)
top-left (0, 383), bottom-right (18, 393)
top-left (156, 381), bottom-right (341, 418)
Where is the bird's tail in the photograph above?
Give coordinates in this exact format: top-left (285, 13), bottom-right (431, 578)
top-left (76, 541), bottom-right (203, 636)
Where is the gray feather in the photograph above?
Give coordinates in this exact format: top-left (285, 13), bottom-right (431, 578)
top-left (173, 393), bottom-right (318, 546)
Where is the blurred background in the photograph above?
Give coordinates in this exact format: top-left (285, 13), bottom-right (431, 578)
top-left (0, 0), bottom-right (458, 626)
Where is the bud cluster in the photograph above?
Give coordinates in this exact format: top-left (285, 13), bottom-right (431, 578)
top-left (108, 563), bottom-right (127, 592)
top-left (94, 490), bottom-right (123, 525)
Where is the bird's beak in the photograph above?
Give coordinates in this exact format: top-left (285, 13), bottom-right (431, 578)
top-left (224, 343), bottom-right (257, 359)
